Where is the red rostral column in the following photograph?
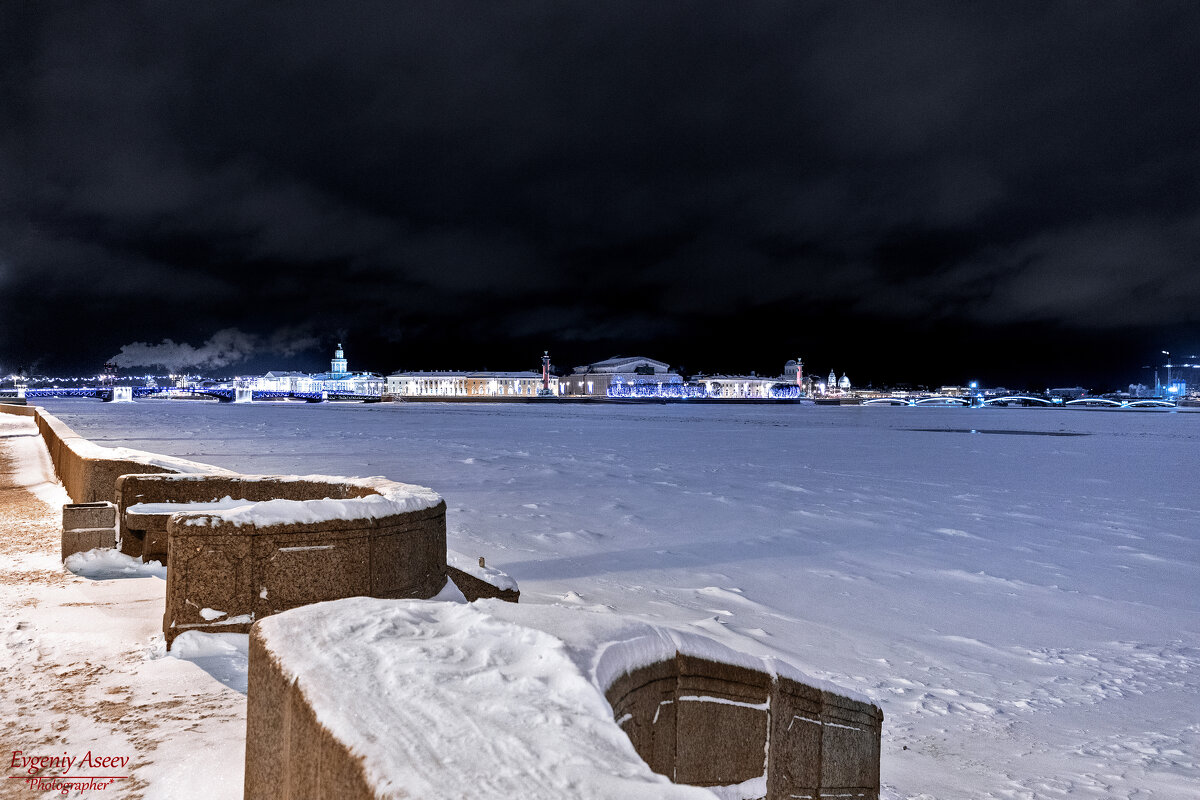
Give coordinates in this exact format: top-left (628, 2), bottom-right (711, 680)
top-left (542, 351), bottom-right (551, 392)
top-left (796, 356), bottom-right (804, 388)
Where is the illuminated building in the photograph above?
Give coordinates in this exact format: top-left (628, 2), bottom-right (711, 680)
top-left (562, 356), bottom-right (682, 396)
top-left (243, 344), bottom-right (384, 395)
top-left (386, 371), bottom-right (557, 398)
top-left (694, 374), bottom-right (778, 398)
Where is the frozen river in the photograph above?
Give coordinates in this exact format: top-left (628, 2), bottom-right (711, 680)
top-left (39, 398), bottom-right (1200, 799)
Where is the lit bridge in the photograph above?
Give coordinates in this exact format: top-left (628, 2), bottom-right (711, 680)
top-left (21, 388), bottom-right (380, 403)
top-left (861, 395), bottom-right (1179, 409)
top-left (861, 396), bottom-right (972, 406)
top-left (23, 387), bottom-right (162, 400)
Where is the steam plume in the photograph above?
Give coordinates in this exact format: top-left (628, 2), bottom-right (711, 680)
top-left (110, 327), bottom-right (316, 373)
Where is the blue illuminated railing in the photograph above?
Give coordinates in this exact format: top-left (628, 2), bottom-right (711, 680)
top-left (605, 382), bottom-right (805, 399)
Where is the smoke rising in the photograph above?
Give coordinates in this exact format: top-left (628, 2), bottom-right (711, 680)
top-left (110, 327), bottom-right (319, 373)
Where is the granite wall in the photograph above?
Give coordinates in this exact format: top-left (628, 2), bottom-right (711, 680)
top-left (0, 403), bottom-right (218, 503)
top-left (607, 653), bottom-right (882, 798)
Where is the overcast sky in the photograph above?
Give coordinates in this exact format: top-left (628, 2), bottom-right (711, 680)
top-left (2, 2), bottom-right (1198, 388)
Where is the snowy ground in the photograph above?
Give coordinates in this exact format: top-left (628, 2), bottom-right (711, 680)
top-left (0, 412), bottom-right (244, 800)
top-left (25, 399), bottom-right (1200, 798)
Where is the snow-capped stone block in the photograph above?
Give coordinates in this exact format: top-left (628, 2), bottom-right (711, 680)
top-left (62, 500), bottom-right (118, 531)
top-left (446, 548), bottom-right (519, 602)
top-left (245, 598), bottom-right (882, 800)
top-left (118, 473), bottom-right (447, 647)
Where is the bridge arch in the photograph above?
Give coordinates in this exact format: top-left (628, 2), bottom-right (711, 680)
top-left (981, 396), bottom-right (1054, 406)
top-left (1123, 399), bottom-right (1176, 408)
top-left (913, 396), bottom-right (970, 406)
top-left (1065, 398), bottom-right (1121, 407)
top-left (862, 397), bottom-right (913, 406)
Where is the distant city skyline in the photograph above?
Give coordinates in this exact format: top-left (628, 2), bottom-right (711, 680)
top-left (8, 338), bottom-right (1198, 397)
top-left (2, 3), bottom-right (1197, 388)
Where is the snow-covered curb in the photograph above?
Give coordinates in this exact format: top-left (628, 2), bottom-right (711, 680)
top-left (1, 403), bottom-right (229, 503)
top-left (248, 598), bottom-right (881, 800)
top-left (447, 547), bottom-right (518, 592)
top-left (122, 473), bottom-right (442, 529)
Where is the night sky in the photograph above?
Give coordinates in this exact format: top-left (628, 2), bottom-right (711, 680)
top-left (2, 2), bottom-right (1198, 389)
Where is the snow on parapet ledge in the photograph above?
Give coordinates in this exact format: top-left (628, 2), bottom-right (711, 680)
top-left (254, 598), bottom-right (876, 800)
top-left (486, 600), bottom-right (874, 706)
top-left (173, 474), bottom-right (443, 528)
top-left (95, 445), bottom-right (232, 475)
top-left (34, 408), bottom-right (230, 475)
top-left (256, 598), bottom-right (720, 800)
top-left (448, 548), bottom-right (518, 592)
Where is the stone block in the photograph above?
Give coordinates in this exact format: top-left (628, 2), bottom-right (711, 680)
top-left (606, 654), bottom-right (880, 798)
top-left (245, 628), bottom-right (376, 800)
top-left (258, 530), bottom-right (371, 608)
top-left (445, 565), bottom-right (520, 603)
top-left (61, 527), bottom-right (118, 560)
top-left (767, 676), bottom-right (824, 798)
top-left (606, 660), bottom-right (679, 778)
top-left (674, 655), bottom-right (770, 786)
top-left (62, 501), bottom-right (118, 560)
top-left (62, 501), bottom-right (117, 531)
top-left (244, 600), bottom-right (881, 800)
top-left (154, 475), bottom-right (448, 647)
top-left (818, 690), bottom-right (883, 794)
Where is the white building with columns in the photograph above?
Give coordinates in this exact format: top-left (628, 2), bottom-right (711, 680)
top-left (561, 356), bottom-right (682, 397)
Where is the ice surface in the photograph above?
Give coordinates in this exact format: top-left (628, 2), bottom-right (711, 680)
top-left (34, 399), bottom-right (1200, 798)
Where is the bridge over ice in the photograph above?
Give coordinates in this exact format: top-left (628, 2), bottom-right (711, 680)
top-left (860, 394), bottom-right (1179, 409)
top-left (20, 388), bottom-right (380, 403)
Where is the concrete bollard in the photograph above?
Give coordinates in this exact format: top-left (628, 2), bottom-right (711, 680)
top-left (62, 501), bottom-right (118, 560)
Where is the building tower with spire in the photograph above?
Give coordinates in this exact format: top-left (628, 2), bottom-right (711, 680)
top-left (331, 343), bottom-right (348, 377)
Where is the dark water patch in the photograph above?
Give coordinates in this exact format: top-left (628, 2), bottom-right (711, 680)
top-left (906, 428), bottom-right (1091, 437)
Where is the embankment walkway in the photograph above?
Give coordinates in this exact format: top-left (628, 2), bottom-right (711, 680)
top-left (0, 412), bottom-right (245, 800)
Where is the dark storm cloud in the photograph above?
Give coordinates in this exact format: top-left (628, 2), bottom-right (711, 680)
top-left (1, 1), bottom-right (1198, 385)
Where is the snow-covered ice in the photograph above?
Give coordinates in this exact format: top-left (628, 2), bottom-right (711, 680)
top-left (30, 399), bottom-right (1200, 798)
